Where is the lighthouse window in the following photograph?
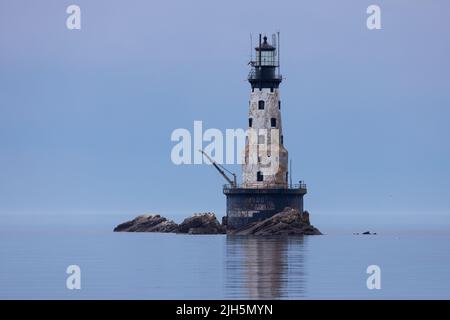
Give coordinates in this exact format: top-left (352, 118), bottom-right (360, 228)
top-left (278, 101), bottom-right (281, 109)
top-left (249, 118), bottom-right (253, 127)
top-left (281, 135), bottom-right (284, 144)
top-left (257, 171), bottom-right (264, 182)
top-left (260, 51), bottom-right (274, 66)
top-left (258, 100), bottom-right (265, 110)
top-left (271, 118), bottom-right (277, 127)
top-left (270, 87), bottom-right (274, 93)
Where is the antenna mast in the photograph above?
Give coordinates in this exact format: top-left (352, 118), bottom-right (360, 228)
top-left (289, 159), bottom-right (293, 187)
top-left (250, 33), bottom-right (253, 62)
top-left (259, 34), bottom-right (262, 62)
top-left (277, 31), bottom-right (280, 76)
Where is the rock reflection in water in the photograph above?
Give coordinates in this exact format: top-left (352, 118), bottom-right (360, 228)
top-left (225, 236), bottom-right (307, 299)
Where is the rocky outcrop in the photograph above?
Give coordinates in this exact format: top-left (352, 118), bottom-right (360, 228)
top-left (114, 208), bottom-right (321, 236)
top-left (114, 212), bottom-right (225, 234)
top-left (353, 231), bottom-right (377, 235)
top-left (228, 208), bottom-right (322, 236)
top-left (113, 214), bottom-right (178, 232)
top-left (177, 212), bottom-right (226, 234)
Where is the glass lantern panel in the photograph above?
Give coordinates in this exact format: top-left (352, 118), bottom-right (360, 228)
top-left (261, 51), bottom-right (274, 66)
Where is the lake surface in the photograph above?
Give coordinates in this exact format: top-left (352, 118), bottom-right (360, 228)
top-left (1, 213), bottom-right (449, 299)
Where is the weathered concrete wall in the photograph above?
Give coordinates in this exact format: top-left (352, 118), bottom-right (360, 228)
top-left (243, 88), bottom-right (288, 187)
top-left (224, 187), bottom-right (306, 229)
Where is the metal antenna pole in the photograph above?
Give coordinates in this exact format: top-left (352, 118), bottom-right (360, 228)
top-left (259, 33), bottom-right (262, 63)
top-left (290, 159), bottom-right (293, 187)
top-left (250, 33), bottom-right (253, 62)
top-left (277, 31), bottom-right (280, 76)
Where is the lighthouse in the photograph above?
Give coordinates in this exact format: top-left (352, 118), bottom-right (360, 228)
top-left (243, 34), bottom-right (288, 188)
top-left (223, 33), bottom-right (307, 229)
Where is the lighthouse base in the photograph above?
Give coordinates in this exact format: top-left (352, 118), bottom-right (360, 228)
top-left (223, 185), bottom-right (307, 230)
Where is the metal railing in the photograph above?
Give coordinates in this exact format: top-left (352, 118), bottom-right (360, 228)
top-left (247, 69), bottom-right (282, 81)
top-left (249, 61), bottom-right (280, 68)
top-left (223, 183), bottom-right (307, 190)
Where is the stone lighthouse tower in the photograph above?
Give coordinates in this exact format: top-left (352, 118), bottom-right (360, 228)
top-left (243, 35), bottom-right (288, 188)
top-left (223, 33), bottom-right (307, 229)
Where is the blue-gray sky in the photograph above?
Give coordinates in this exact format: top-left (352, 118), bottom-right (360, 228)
top-left (1, 0), bottom-right (449, 217)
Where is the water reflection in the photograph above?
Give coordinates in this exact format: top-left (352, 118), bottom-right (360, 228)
top-left (225, 236), bottom-right (307, 299)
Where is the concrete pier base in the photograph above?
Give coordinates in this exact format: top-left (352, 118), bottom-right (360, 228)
top-left (223, 185), bottom-right (307, 230)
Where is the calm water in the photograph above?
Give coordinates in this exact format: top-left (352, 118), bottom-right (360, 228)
top-left (0, 213), bottom-right (449, 299)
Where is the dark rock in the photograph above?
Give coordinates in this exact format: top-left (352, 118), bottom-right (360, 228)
top-left (114, 209), bottom-right (322, 236)
top-left (355, 231), bottom-right (377, 235)
top-left (114, 212), bottom-right (225, 234)
top-left (228, 207), bottom-right (322, 236)
top-left (113, 214), bottom-right (178, 232)
top-left (177, 212), bottom-right (226, 234)
top-left (302, 210), bottom-right (311, 225)
top-left (222, 216), bottom-right (228, 227)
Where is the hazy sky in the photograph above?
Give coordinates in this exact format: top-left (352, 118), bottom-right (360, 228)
top-left (1, 0), bottom-right (449, 218)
